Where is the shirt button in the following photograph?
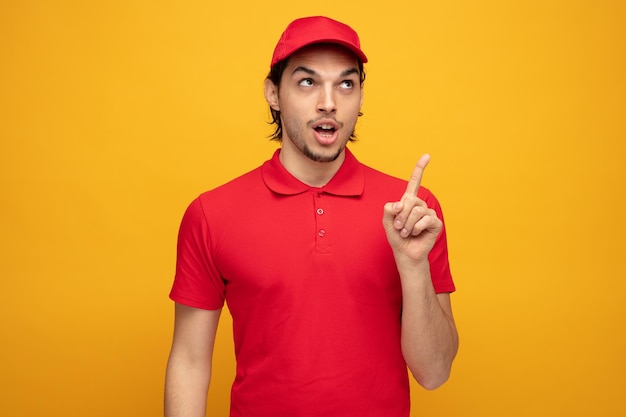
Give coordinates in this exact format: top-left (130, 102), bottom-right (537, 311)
top-left (318, 229), bottom-right (326, 237)
top-left (316, 208), bottom-right (324, 215)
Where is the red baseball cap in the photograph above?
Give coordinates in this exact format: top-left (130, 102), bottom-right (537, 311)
top-left (270, 16), bottom-right (368, 68)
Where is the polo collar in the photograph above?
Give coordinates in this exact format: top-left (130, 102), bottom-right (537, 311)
top-left (262, 147), bottom-right (365, 196)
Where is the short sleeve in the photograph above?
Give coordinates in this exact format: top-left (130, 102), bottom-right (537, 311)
top-left (419, 188), bottom-right (456, 293)
top-left (169, 197), bottom-right (226, 310)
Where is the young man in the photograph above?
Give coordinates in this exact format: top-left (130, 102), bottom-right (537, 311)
top-left (165, 16), bottom-right (458, 417)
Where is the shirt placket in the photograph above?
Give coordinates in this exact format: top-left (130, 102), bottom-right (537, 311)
top-left (314, 191), bottom-right (331, 254)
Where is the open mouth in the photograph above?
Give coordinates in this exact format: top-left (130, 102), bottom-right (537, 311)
top-left (314, 124), bottom-right (337, 137)
top-left (311, 119), bottom-right (341, 145)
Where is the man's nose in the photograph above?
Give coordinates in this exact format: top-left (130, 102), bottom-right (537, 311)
top-left (317, 85), bottom-right (336, 113)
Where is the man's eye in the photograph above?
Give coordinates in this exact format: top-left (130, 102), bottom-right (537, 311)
top-left (299, 78), bottom-right (314, 87)
top-left (340, 80), bottom-right (354, 89)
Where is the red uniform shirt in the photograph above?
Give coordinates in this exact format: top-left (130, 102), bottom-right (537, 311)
top-left (171, 148), bottom-right (455, 417)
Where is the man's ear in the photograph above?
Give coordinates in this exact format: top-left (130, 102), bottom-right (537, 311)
top-left (264, 78), bottom-right (280, 111)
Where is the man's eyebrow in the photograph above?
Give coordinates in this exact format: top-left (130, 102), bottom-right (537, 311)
top-left (292, 66), bottom-right (316, 76)
top-left (291, 66), bottom-right (361, 78)
top-left (340, 68), bottom-right (360, 78)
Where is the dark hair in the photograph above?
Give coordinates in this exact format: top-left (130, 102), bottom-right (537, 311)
top-left (266, 57), bottom-right (366, 141)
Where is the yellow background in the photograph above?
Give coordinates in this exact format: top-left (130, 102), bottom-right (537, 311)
top-left (1, 1), bottom-right (625, 416)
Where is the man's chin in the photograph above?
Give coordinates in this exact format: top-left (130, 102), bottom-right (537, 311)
top-left (303, 145), bottom-right (345, 163)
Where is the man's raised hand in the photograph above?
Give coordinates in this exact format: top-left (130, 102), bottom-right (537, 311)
top-left (382, 155), bottom-right (442, 264)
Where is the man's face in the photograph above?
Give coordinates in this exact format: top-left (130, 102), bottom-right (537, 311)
top-left (267, 44), bottom-right (364, 163)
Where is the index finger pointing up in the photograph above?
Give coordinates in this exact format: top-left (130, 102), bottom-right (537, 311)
top-left (404, 154), bottom-right (431, 196)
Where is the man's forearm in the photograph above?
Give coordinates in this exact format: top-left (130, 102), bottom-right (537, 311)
top-left (398, 259), bottom-right (458, 390)
top-left (165, 356), bottom-right (211, 417)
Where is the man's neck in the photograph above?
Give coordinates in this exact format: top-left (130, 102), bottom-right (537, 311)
top-left (278, 146), bottom-right (346, 188)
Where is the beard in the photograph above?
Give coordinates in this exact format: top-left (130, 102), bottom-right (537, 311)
top-left (301, 142), bottom-right (346, 162)
top-left (282, 115), bottom-right (357, 163)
